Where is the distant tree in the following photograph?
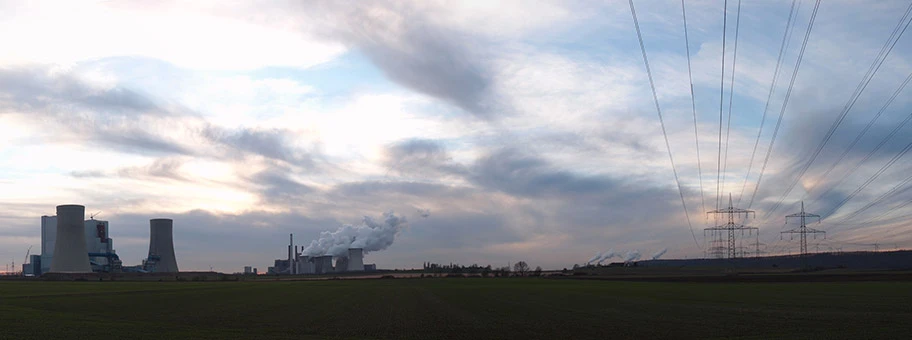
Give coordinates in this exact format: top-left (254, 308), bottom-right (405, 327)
top-left (533, 266), bottom-right (542, 276)
top-left (513, 261), bottom-right (529, 276)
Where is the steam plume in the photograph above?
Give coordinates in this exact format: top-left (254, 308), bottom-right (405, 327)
top-left (597, 249), bottom-right (617, 264)
top-left (586, 251), bottom-right (602, 265)
top-left (623, 250), bottom-right (641, 263)
top-left (651, 248), bottom-right (667, 260)
top-left (302, 211), bottom-right (408, 258)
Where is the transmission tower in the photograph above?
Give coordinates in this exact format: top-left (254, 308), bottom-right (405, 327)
top-left (705, 194), bottom-right (757, 259)
top-left (751, 238), bottom-right (767, 257)
top-left (781, 201), bottom-right (825, 256)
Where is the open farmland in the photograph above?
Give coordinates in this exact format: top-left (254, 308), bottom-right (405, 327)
top-left (1, 278), bottom-right (911, 339)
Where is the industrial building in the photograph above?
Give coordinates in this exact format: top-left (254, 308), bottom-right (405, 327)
top-left (37, 214), bottom-right (122, 275)
top-left (39, 215), bottom-right (56, 274)
top-left (24, 204), bottom-right (180, 276)
top-left (347, 248), bottom-right (364, 271)
top-left (50, 205), bottom-right (93, 273)
top-left (271, 244), bottom-right (374, 275)
top-left (144, 219), bottom-right (179, 273)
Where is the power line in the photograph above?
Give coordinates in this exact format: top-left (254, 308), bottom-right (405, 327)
top-left (716, 0), bottom-right (728, 211)
top-left (746, 0), bottom-right (822, 210)
top-left (761, 2), bottom-right (912, 221)
top-left (720, 0), bottom-right (742, 208)
top-left (681, 0), bottom-right (707, 217)
top-left (736, 0), bottom-right (799, 207)
top-left (801, 70), bottom-right (912, 202)
top-left (809, 111), bottom-right (912, 211)
top-left (821, 138), bottom-right (912, 220)
top-left (839, 172), bottom-right (912, 222)
top-left (628, 0), bottom-right (701, 250)
top-left (863, 193), bottom-right (912, 225)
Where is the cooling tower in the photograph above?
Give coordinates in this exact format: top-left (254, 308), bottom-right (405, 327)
top-left (49, 205), bottom-right (92, 273)
top-left (148, 219), bottom-right (179, 272)
top-left (297, 256), bottom-right (314, 274)
top-left (347, 248), bottom-right (364, 271)
top-left (335, 257), bottom-right (349, 272)
top-left (314, 255), bottom-right (334, 274)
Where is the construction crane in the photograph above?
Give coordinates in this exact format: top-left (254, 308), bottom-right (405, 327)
top-left (23, 246), bottom-right (31, 267)
top-left (90, 211), bottom-right (102, 220)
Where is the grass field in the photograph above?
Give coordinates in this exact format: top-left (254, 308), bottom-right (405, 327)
top-left (1, 278), bottom-right (911, 339)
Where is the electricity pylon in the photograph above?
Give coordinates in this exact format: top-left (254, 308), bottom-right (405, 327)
top-left (781, 201), bottom-right (824, 256)
top-left (705, 194), bottom-right (757, 259)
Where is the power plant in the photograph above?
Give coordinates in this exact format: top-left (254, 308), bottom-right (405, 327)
top-left (20, 204), bottom-right (180, 276)
top-left (266, 211), bottom-right (406, 275)
top-left (269, 239), bottom-right (374, 275)
top-left (144, 219), bottom-right (179, 273)
top-left (49, 205), bottom-right (92, 273)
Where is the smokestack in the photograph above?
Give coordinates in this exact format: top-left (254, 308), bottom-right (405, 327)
top-left (288, 234), bottom-right (294, 274)
top-left (49, 205), bottom-right (92, 273)
top-left (347, 248), bottom-right (364, 271)
top-left (148, 219), bottom-right (179, 272)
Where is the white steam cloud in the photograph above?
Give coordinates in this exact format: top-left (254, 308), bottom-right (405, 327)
top-left (586, 248), bottom-right (620, 265)
top-left (651, 248), bottom-right (667, 260)
top-left (587, 251), bottom-right (603, 265)
top-left (302, 211), bottom-right (408, 258)
top-left (623, 250), bottom-right (641, 263)
top-left (597, 249), bottom-right (617, 264)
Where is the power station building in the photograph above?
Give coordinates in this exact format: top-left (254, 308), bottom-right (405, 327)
top-left (38, 210), bottom-right (121, 275)
top-left (34, 205), bottom-right (178, 275)
top-left (49, 205), bottom-right (93, 273)
top-left (274, 247), bottom-right (372, 275)
top-left (347, 248), bottom-right (364, 272)
top-left (144, 219), bottom-right (179, 273)
top-left (39, 215), bottom-right (57, 274)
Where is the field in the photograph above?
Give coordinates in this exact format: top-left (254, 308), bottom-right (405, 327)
top-left (1, 277), bottom-right (911, 339)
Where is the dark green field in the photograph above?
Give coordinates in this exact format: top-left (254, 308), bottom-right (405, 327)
top-left (1, 278), bottom-right (910, 339)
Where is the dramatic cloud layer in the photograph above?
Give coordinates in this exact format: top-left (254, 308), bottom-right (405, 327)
top-left (2, 0), bottom-right (912, 272)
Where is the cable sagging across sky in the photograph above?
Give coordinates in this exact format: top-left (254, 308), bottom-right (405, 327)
top-left (628, 0), bottom-right (701, 249)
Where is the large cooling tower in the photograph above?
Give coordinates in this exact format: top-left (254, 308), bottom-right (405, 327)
top-left (148, 219), bottom-right (179, 272)
top-left (297, 256), bottom-right (314, 274)
top-left (49, 205), bottom-right (92, 273)
top-left (335, 257), bottom-right (349, 272)
top-left (314, 255), bottom-right (334, 274)
top-left (347, 248), bottom-right (364, 271)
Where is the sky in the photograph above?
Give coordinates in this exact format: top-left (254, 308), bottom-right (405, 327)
top-left (2, 0), bottom-right (912, 273)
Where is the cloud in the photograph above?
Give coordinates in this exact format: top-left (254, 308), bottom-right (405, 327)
top-left (202, 125), bottom-right (316, 168)
top-left (0, 65), bottom-right (199, 156)
top-left (116, 158), bottom-right (187, 181)
top-left (0, 65), bottom-right (160, 114)
top-left (383, 139), bottom-right (467, 178)
top-left (0, 1), bottom-right (346, 70)
top-left (325, 2), bottom-right (495, 117)
top-left (469, 148), bottom-right (618, 197)
top-left (250, 166), bottom-right (314, 206)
